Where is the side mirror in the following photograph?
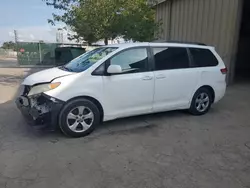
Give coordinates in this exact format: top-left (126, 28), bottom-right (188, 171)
top-left (107, 65), bottom-right (122, 74)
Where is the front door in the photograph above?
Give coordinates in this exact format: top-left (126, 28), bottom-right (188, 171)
top-left (152, 47), bottom-right (198, 112)
top-left (102, 47), bottom-right (154, 120)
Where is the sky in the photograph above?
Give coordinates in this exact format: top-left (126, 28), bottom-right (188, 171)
top-left (0, 0), bottom-right (69, 45)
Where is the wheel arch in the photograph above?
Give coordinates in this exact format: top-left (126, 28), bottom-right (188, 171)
top-left (65, 96), bottom-right (104, 122)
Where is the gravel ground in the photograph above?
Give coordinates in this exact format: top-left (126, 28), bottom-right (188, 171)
top-left (0, 68), bottom-right (249, 188)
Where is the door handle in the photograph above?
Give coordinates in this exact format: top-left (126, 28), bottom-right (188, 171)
top-left (142, 76), bottom-right (153, 80)
top-left (156, 74), bottom-right (166, 79)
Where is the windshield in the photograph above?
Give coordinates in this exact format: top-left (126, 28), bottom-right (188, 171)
top-left (61, 47), bottom-right (118, 72)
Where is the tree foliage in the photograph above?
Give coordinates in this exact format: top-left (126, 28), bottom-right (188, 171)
top-left (1, 41), bottom-right (16, 50)
top-left (44, 0), bottom-right (160, 44)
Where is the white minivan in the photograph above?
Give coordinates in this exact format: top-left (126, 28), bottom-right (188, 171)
top-left (16, 42), bottom-right (227, 137)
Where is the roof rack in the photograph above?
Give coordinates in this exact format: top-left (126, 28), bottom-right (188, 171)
top-left (152, 40), bottom-right (207, 46)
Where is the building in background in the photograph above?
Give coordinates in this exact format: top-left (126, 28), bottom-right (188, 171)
top-left (155, 0), bottom-right (250, 83)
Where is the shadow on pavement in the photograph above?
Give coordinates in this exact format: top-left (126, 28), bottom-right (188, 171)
top-left (0, 88), bottom-right (192, 141)
top-left (1, 67), bottom-right (246, 141)
top-left (0, 67), bottom-right (185, 140)
top-left (0, 97), bottom-right (186, 140)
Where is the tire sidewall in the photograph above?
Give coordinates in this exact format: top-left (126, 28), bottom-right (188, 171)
top-left (59, 98), bottom-right (100, 137)
top-left (190, 88), bottom-right (212, 115)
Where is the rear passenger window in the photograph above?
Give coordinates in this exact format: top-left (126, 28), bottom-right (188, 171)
top-left (189, 48), bottom-right (218, 67)
top-left (153, 47), bottom-right (189, 70)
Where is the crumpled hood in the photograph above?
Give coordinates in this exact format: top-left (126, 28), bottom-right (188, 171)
top-left (22, 67), bottom-right (74, 86)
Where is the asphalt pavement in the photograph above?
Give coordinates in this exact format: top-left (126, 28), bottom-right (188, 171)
top-left (0, 68), bottom-right (249, 188)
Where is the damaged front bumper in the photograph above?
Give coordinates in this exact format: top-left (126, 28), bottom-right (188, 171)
top-left (16, 92), bottom-right (64, 130)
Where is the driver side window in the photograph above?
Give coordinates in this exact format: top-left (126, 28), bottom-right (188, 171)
top-left (110, 48), bottom-right (148, 74)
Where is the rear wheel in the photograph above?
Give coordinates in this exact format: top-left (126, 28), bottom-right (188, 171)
top-left (189, 88), bottom-right (212, 115)
top-left (59, 98), bottom-right (100, 137)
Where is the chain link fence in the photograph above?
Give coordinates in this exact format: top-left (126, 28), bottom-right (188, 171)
top-left (16, 42), bottom-right (85, 66)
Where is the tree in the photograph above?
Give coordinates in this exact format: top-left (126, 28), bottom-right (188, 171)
top-left (1, 41), bottom-right (16, 50)
top-left (119, 0), bottom-right (161, 42)
top-left (44, 0), bottom-right (161, 45)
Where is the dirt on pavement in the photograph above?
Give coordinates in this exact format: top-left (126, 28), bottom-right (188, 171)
top-left (0, 68), bottom-right (249, 188)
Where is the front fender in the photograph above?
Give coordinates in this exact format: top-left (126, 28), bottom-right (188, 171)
top-left (44, 73), bottom-right (104, 107)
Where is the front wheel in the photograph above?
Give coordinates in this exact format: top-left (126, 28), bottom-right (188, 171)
top-left (189, 88), bottom-right (212, 116)
top-left (59, 98), bottom-right (100, 137)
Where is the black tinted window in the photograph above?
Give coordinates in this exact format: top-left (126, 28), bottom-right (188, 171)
top-left (153, 47), bottom-right (189, 70)
top-left (110, 48), bottom-right (148, 73)
top-left (189, 48), bottom-right (218, 67)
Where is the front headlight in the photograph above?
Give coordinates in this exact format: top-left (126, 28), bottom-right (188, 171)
top-left (28, 82), bottom-right (61, 96)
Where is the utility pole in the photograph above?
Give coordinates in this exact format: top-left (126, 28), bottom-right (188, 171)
top-left (14, 30), bottom-right (19, 52)
top-left (14, 30), bottom-right (18, 43)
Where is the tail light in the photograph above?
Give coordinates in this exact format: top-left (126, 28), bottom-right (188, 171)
top-left (220, 68), bottom-right (227, 74)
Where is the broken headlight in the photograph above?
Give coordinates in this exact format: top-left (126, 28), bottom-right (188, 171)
top-left (28, 82), bottom-right (61, 96)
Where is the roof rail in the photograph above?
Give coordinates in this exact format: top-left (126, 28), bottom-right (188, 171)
top-left (152, 40), bottom-right (207, 46)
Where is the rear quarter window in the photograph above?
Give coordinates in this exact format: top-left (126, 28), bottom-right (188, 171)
top-left (189, 48), bottom-right (218, 67)
top-left (153, 47), bottom-right (190, 70)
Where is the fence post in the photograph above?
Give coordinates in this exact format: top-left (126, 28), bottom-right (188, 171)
top-left (38, 42), bottom-right (42, 63)
top-left (16, 42), bottom-right (19, 66)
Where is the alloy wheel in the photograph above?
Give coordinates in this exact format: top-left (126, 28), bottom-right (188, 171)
top-left (195, 92), bottom-right (210, 112)
top-left (66, 106), bottom-right (94, 133)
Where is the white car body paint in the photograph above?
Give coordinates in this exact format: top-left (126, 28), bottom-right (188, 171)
top-left (22, 42), bottom-right (227, 121)
top-left (22, 67), bottom-right (74, 85)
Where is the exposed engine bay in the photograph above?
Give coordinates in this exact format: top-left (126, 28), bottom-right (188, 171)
top-left (17, 85), bottom-right (53, 119)
top-left (28, 94), bottom-right (52, 118)
top-left (16, 85), bottom-right (64, 128)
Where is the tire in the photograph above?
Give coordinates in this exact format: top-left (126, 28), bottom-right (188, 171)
top-left (189, 87), bottom-right (212, 116)
top-left (59, 98), bottom-right (100, 138)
